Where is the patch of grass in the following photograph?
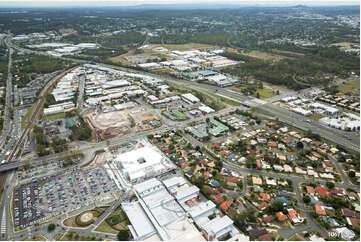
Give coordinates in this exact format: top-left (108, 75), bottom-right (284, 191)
top-left (22, 235), bottom-right (47, 241)
top-left (256, 89), bottom-right (275, 98)
top-left (150, 43), bottom-right (214, 51)
top-left (95, 205), bottom-right (129, 235)
top-left (337, 79), bottom-right (360, 94)
top-left (203, 91), bottom-right (240, 106)
top-left (330, 42), bottom-right (358, 47)
top-left (45, 112), bottom-right (66, 120)
top-left (242, 50), bottom-right (287, 62)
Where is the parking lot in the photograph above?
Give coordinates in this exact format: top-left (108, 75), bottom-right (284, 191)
top-left (13, 166), bottom-right (120, 229)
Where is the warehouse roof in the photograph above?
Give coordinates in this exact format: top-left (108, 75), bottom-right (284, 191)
top-left (122, 201), bottom-right (156, 239)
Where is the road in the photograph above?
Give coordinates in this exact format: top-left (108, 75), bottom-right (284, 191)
top-left (2, 36), bottom-right (359, 240)
top-left (5, 36), bottom-right (359, 152)
top-left (0, 48), bottom-right (13, 148)
top-left (257, 103), bottom-right (360, 152)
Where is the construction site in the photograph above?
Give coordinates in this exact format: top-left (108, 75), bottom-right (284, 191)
top-left (83, 106), bottom-right (161, 141)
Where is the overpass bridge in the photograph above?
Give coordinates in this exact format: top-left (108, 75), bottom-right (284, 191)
top-left (0, 161), bottom-right (21, 173)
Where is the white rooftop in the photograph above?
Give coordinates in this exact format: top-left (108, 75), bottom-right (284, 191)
top-left (122, 201), bottom-right (156, 239)
top-left (202, 215), bottom-right (234, 237)
top-left (175, 185), bottom-right (200, 201)
top-left (162, 176), bottom-right (186, 189)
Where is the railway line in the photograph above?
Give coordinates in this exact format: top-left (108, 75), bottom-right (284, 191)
top-left (6, 66), bottom-right (79, 163)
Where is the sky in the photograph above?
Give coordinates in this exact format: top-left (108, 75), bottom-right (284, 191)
top-left (0, 0), bottom-right (359, 7)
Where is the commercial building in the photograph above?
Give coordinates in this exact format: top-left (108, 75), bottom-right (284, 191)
top-left (115, 146), bottom-right (176, 183)
top-left (181, 93), bottom-right (200, 104)
top-left (102, 80), bottom-right (131, 89)
top-left (292, 107), bottom-right (312, 116)
top-left (123, 177), bottom-right (241, 241)
top-left (201, 215), bottom-right (238, 241)
top-left (309, 102), bottom-right (339, 115)
top-left (198, 105), bottom-right (215, 114)
top-left (209, 119), bottom-right (229, 136)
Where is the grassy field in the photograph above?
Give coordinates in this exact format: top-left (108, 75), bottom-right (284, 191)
top-left (229, 86), bottom-right (275, 99)
top-left (94, 205), bottom-right (129, 235)
top-left (256, 89), bottom-right (275, 99)
top-left (330, 42), bottom-right (359, 47)
top-left (203, 91), bottom-right (241, 106)
top-left (242, 50), bottom-right (287, 62)
top-left (149, 43), bottom-right (215, 51)
top-left (337, 79), bottom-right (360, 94)
top-left (45, 112), bottom-right (66, 120)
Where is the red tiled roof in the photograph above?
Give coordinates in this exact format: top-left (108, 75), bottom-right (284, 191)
top-left (256, 160), bottom-right (261, 169)
top-left (181, 162), bottom-right (190, 169)
top-left (258, 233), bottom-right (272, 241)
top-left (287, 209), bottom-right (298, 220)
top-left (220, 201), bottom-right (233, 211)
top-left (268, 141), bottom-right (278, 147)
top-left (316, 186), bottom-right (329, 196)
top-left (248, 150), bottom-right (256, 155)
top-left (226, 177), bottom-right (239, 183)
top-left (214, 194), bottom-right (224, 203)
top-left (262, 215), bottom-right (274, 224)
top-left (259, 193), bottom-right (270, 201)
top-left (306, 186), bottom-right (315, 195)
top-left (315, 204), bottom-right (326, 215)
top-left (348, 217), bottom-right (360, 228)
top-left (312, 151), bottom-right (322, 158)
top-left (342, 208), bottom-right (359, 218)
top-left (258, 202), bottom-right (268, 211)
top-left (267, 121), bottom-right (276, 126)
top-left (208, 188), bottom-right (219, 194)
top-left (276, 212), bottom-right (288, 221)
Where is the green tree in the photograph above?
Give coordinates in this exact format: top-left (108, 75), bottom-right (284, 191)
top-left (303, 195), bottom-right (311, 204)
top-left (47, 223), bottom-right (56, 232)
top-left (326, 181), bottom-right (335, 189)
top-left (117, 230), bottom-right (130, 241)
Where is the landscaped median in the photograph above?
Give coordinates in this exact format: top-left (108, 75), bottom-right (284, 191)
top-left (63, 206), bottom-right (108, 228)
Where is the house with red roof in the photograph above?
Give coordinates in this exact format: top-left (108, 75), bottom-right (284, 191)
top-left (181, 162), bottom-right (190, 169)
top-left (315, 204), bottom-right (326, 215)
top-left (287, 209), bottom-right (302, 223)
top-left (208, 187), bottom-right (219, 194)
top-left (220, 201), bottom-right (233, 211)
top-left (258, 233), bottom-right (272, 241)
top-left (256, 160), bottom-right (261, 169)
top-left (312, 151), bottom-right (322, 158)
top-left (276, 212), bottom-right (288, 221)
top-left (203, 171), bottom-right (211, 179)
top-left (248, 150), bottom-right (256, 155)
top-left (347, 217), bottom-right (360, 228)
top-left (306, 186), bottom-right (315, 196)
top-left (200, 159), bottom-right (207, 164)
top-left (267, 121), bottom-right (276, 127)
top-left (259, 193), bottom-right (271, 201)
top-left (258, 202), bottom-right (268, 211)
top-left (268, 141), bottom-right (278, 148)
top-left (218, 150), bottom-right (231, 157)
top-left (226, 177), bottom-right (239, 183)
top-left (316, 186), bottom-right (329, 196)
top-left (211, 143), bottom-right (220, 150)
top-left (214, 194), bottom-right (224, 203)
